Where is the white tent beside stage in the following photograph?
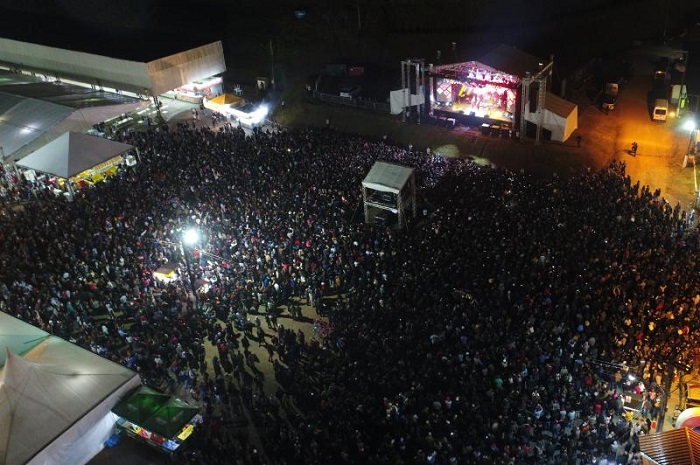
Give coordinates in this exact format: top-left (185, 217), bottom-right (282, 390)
top-left (524, 91), bottom-right (578, 142)
top-left (0, 313), bottom-right (141, 465)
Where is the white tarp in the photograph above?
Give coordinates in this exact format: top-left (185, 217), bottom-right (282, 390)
top-left (389, 87), bottom-right (425, 115)
top-left (0, 92), bottom-right (74, 159)
top-left (0, 313), bottom-right (140, 465)
top-left (524, 92), bottom-right (578, 142)
top-left (5, 101), bottom-right (148, 163)
top-left (362, 161), bottom-right (415, 194)
top-left (16, 132), bottom-right (133, 179)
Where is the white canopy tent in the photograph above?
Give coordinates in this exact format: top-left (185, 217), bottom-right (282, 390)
top-left (362, 161), bottom-right (417, 227)
top-left (5, 100), bottom-right (148, 163)
top-left (0, 92), bottom-right (74, 160)
top-left (0, 313), bottom-right (141, 465)
top-left (524, 91), bottom-right (578, 142)
top-left (16, 132), bottom-right (133, 179)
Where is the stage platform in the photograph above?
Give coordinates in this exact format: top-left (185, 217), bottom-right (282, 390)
top-left (432, 108), bottom-right (513, 136)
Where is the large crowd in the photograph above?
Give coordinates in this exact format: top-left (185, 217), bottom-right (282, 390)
top-left (1, 118), bottom-right (699, 465)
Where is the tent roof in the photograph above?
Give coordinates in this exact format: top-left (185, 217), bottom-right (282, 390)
top-left (111, 385), bottom-right (170, 426)
top-left (362, 161), bottom-right (414, 194)
top-left (209, 93), bottom-right (244, 106)
top-left (16, 131), bottom-right (133, 179)
top-left (639, 427), bottom-right (700, 465)
top-left (478, 44), bottom-right (547, 78)
top-left (113, 385), bottom-right (199, 438)
top-left (545, 92), bottom-right (577, 118)
top-left (0, 313), bottom-right (138, 465)
top-left (140, 397), bottom-right (200, 438)
top-left (0, 91), bottom-right (74, 159)
top-left (0, 316), bottom-right (49, 367)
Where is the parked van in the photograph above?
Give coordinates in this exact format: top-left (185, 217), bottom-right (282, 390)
top-left (652, 98), bottom-right (669, 122)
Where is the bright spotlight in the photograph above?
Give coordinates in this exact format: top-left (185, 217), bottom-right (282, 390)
top-left (684, 120), bottom-right (697, 132)
top-left (182, 228), bottom-right (199, 246)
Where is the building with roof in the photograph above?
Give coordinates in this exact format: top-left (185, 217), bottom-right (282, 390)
top-left (0, 70), bottom-right (148, 161)
top-left (428, 44), bottom-right (578, 142)
top-left (0, 9), bottom-right (226, 161)
top-left (0, 37), bottom-right (225, 99)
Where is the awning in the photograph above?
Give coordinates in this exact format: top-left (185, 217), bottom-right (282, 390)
top-left (16, 131), bottom-right (133, 179)
top-left (639, 427), bottom-right (700, 465)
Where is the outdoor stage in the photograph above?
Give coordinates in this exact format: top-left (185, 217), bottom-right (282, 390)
top-left (429, 61), bottom-right (520, 131)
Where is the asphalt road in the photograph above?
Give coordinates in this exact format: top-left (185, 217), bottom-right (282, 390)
top-left (575, 43), bottom-right (697, 209)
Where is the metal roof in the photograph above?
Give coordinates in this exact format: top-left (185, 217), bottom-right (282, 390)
top-left (0, 70), bottom-right (144, 109)
top-left (0, 91), bottom-right (74, 159)
top-left (477, 44), bottom-right (548, 78)
top-left (362, 161), bottom-right (414, 194)
top-left (639, 427), bottom-right (700, 465)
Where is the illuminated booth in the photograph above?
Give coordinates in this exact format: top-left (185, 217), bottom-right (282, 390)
top-left (362, 161), bottom-right (417, 228)
top-left (111, 385), bottom-right (202, 456)
top-left (203, 94), bottom-right (269, 128)
top-left (164, 76), bottom-right (224, 104)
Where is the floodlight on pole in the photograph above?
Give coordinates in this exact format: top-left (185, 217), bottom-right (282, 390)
top-left (180, 227), bottom-right (200, 310)
top-left (182, 227), bottom-right (199, 246)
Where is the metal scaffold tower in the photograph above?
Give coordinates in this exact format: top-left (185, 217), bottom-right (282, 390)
top-left (519, 59), bottom-right (554, 145)
top-left (401, 59), bottom-right (426, 123)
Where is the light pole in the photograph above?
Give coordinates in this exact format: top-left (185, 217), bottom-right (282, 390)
top-left (269, 39), bottom-right (275, 91)
top-left (678, 51), bottom-right (689, 118)
top-left (181, 227), bottom-right (199, 310)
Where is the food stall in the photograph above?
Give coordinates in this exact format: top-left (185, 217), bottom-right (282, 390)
top-left (164, 76), bottom-right (224, 104)
top-left (72, 154), bottom-right (122, 186)
top-left (203, 94), bottom-right (269, 128)
top-left (111, 385), bottom-right (202, 456)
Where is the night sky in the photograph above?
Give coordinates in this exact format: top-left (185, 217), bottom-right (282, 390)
top-left (0, 1), bottom-right (698, 100)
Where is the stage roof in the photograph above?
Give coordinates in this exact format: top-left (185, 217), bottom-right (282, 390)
top-left (432, 44), bottom-right (549, 80)
top-left (478, 44), bottom-right (547, 79)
